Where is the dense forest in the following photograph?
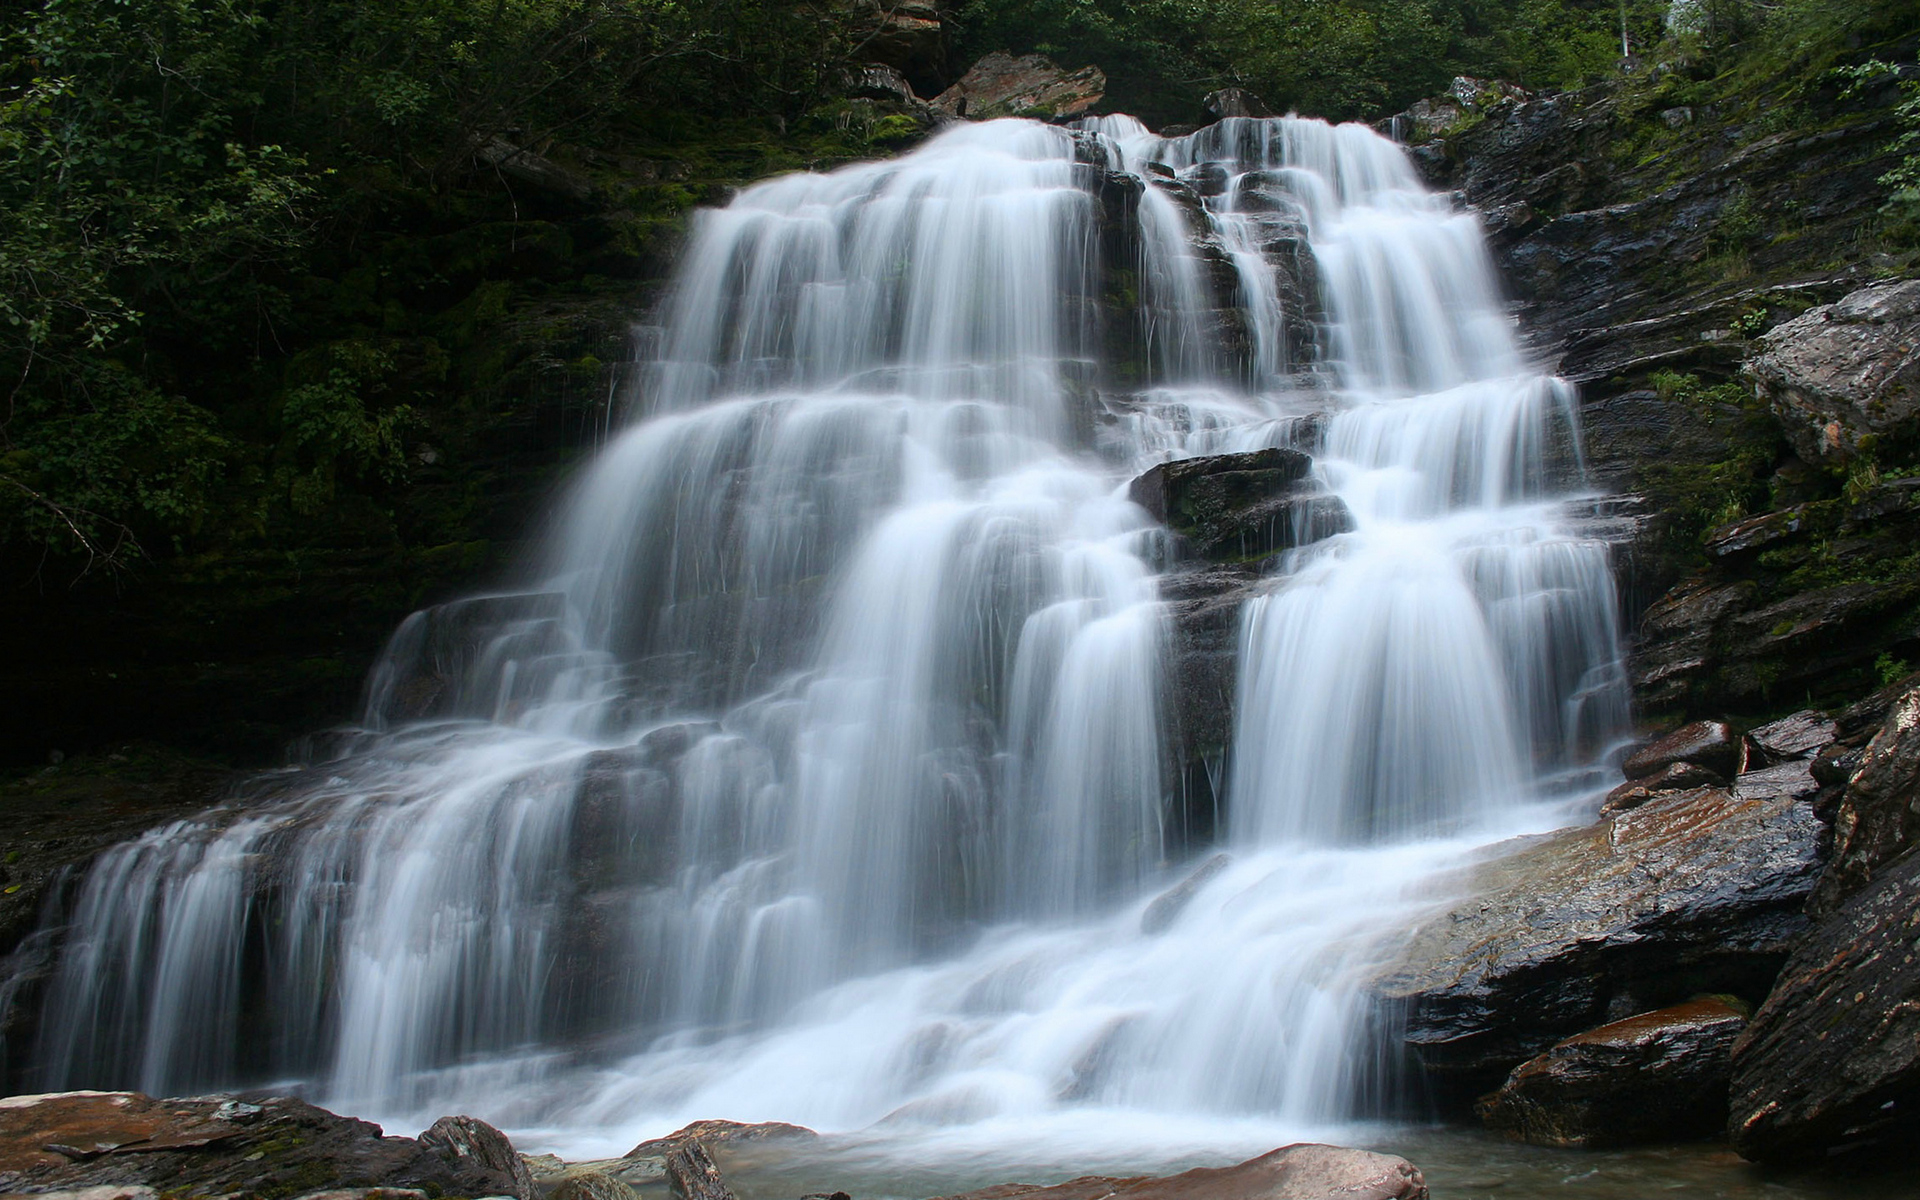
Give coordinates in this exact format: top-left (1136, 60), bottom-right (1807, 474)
top-left (0, 0), bottom-right (1914, 763)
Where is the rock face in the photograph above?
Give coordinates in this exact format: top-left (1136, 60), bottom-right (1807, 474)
top-left (1476, 997), bottom-right (1748, 1147)
top-left (1729, 847), bottom-right (1920, 1161)
top-left (1369, 785), bottom-right (1820, 1093)
top-left (1811, 680), bottom-right (1920, 914)
top-left (845, 0), bottom-right (947, 91)
top-left (0, 1092), bottom-right (529, 1198)
top-left (1746, 280), bottom-right (1920, 467)
top-left (931, 1144), bottom-right (1426, 1200)
top-left (933, 53), bottom-right (1105, 122)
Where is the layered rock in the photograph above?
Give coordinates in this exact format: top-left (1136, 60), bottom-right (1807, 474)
top-left (1730, 846), bottom-right (1920, 1161)
top-left (0, 1092), bottom-right (531, 1198)
top-left (930, 1144), bottom-right (1426, 1200)
top-left (1810, 679), bottom-right (1920, 914)
top-left (1476, 997), bottom-right (1747, 1147)
top-left (1369, 784), bottom-right (1820, 1093)
top-left (933, 53), bottom-right (1105, 122)
top-left (1746, 280), bottom-right (1920, 467)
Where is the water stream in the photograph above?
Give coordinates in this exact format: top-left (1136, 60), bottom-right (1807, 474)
top-left (18, 114), bottom-right (1645, 1184)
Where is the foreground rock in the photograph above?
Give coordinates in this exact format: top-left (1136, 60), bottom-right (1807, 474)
top-left (931, 1144), bottom-right (1426, 1200)
top-left (1812, 680), bottom-right (1920, 914)
top-left (1369, 785), bottom-right (1820, 1094)
top-left (932, 52), bottom-right (1105, 122)
top-left (1129, 448), bottom-right (1351, 565)
top-left (0, 1092), bottom-right (533, 1199)
top-left (1730, 847), bottom-right (1920, 1162)
top-left (1477, 997), bottom-right (1747, 1147)
top-left (1745, 279), bottom-right (1920, 468)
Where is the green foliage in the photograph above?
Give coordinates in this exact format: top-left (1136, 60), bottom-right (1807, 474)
top-left (1879, 651), bottom-right (1912, 685)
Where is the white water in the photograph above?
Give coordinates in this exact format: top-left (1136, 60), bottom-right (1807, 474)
top-left (21, 114), bottom-right (1627, 1165)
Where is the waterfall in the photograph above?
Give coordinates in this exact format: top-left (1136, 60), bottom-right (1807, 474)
top-left (17, 114), bottom-right (1627, 1156)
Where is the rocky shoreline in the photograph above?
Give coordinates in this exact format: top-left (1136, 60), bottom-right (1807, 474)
top-left (0, 1093), bottom-right (1430, 1200)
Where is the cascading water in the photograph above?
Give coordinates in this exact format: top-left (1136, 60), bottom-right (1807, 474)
top-left (15, 112), bottom-right (1628, 1162)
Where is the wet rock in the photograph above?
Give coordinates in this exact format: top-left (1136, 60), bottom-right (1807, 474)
top-left (1748, 710), bottom-right (1838, 762)
top-left (1745, 279), bottom-right (1920, 467)
top-left (1476, 997), bottom-right (1747, 1147)
top-left (841, 63), bottom-right (919, 103)
top-left (1730, 758), bottom-right (1820, 803)
top-left (1810, 681), bottom-right (1920, 914)
top-left (846, 1), bottom-right (945, 86)
top-left (364, 592), bottom-right (569, 724)
top-left (415, 1115), bottom-right (536, 1200)
top-left (1622, 719), bottom-right (1744, 779)
top-left (1369, 785), bottom-right (1821, 1090)
top-left (626, 1120), bottom-right (817, 1158)
top-left (1203, 88), bottom-right (1272, 119)
top-left (933, 53), bottom-right (1105, 122)
top-left (1141, 853), bottom-right (1231, 934)
top-left (0, 1092), bottom-right (530, 1198)
top-left (1729, 846), bottom-right (1920, 1162)
top-left (664, 1140), bottom-right (734, 1200)
top-left (550, 1171), bottom-right (639, 1200)
top-left (930, 1143), bottom-right (1426, 1200)
top-left (292, 1191), bottom-right (428, 1200)
top-left (1599, 759), bottom-right (1724, 815)
top-left (1129, 448), bottom-right (1351, 564)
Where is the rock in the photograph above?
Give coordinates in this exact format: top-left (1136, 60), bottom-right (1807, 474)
top-left (932, 53), bottom-right (1105, 122)
top-left (1748, 710), bottom-right (1838, 762)
top-left (415, 1115), bottom-right (537, 1200)
top-left (292, 1191), bottom-right (428, 1200)
top-left (472, 137), bottom-right (594, 203)
top-left (1621, 719), bottom-right (1744, 779)
top-left (930, 1144), bottom-right (1426, 1200)
top-left (1745, 279), bottom-right (1920, 467)
top-left (847, 0), bottom-right (945, 85)
top-left (1141, 853), bottom-right (1231, 934)
top-left (550, 1172), bottom-right (639, 1200)
top-left (626, 1120), bottom-right (816, 1158)
top-left (0, 1092), bottom-right (530, 1199)
top-left (363, 592), bottom-right (569, 724)
top-left (664, 1140), bottom-right (734, 1200)
top-left (1729, 846), bottom-right (1920, 1162)
top-left (1203, 88), bottom-right (1272, 119)
top-left (1368, 785), bottom-right (1821, 1090)
top-left (1601, 759), bottom-right (1724, 814)
top-left (842, 63), bottom-right (919, 103)
top-left (1730, 758), bottom-right (1820, 802)
top-left (1129, 448), bottom-right (1351, 564)
top-left (1810, 681), bottom-right (1920, 914)
top-left (1475, 997), bottom-right (1747, 1147)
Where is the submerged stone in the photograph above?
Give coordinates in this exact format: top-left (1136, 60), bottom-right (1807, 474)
top-left (1476, 997), bottom-right (1747, 1147)
top-left (930, 1144), bottom-right (1426, 1200)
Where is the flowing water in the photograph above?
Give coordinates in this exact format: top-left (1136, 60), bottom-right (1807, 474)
top-left (16, 114), bottom-right (1653, 1187)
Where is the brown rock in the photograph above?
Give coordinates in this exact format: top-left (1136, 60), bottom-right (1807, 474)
top-left (932, 53), bottom-right (1105, 122)
top-left (1621, 719), bottom-right (1745, 779)
top-left (664, 1139), bottom-right (734, 1200)
top-left (931, 1144), bottom-right (1426, 1200)
top-left (625, 1119), bottom-right (816, 1158)
top-left (1476, 997), bottom-right (1747, 1147)
top-left (0, 1092), bottom-right (530, 1199)
top-left (414, 1115), bottom-right (536, 1200)
top-left (1601, 760), bottom-right (1724, 814)
top-left (1747, 710), bottom-right (1838, 762)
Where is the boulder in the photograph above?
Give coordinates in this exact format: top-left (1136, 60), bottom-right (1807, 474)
top-left (1203, 88), bottom-right (1272, 119)
top-left (1729, 846), bottom-right (1920, 1162)
top-left (1621, 719), bottom-right (1745, 779)
top-left (1128, 448), bottom-right (1352, 564)
top-left (664, 1139), bottom-right (734, 1200)
top-left (1745, 279), bottom-right (1920, 467)
top-left (625, 1119), bottom-right (817, 1158)
top-left (929, 1144), bottom-right (1426, 1200)
top-left (933, 53), bottom-right (1105, 122)
top-left (415, 1115), bottom-right (537, 1200)
top-left (551, 1172), bottom-right (639, 1200)
top-left (1600, 759), bottom-right (1723, 814)
top-left (1729, 758), bottom-right (1820, 803)
top-left (1810, 680), bottom-right (1920, 914)
top-left (1475, 997), bottom-right (1747, 1147)
top-left (0, 1092), bottom-right (530, 1199)
top-left (1368, 785), bottom-right (1820, 1090)
top-left (1747, 709), bottom-right (1838, 762)
top-left (842, 1), bottom-right (945, 85)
